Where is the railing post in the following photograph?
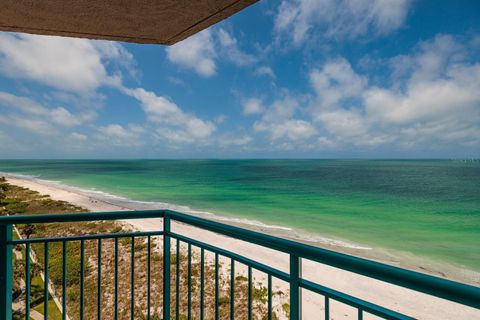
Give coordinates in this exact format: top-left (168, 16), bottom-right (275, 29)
top-left (163, 216), bottom-right (171, 320)
top-left (0, 224), bottom-right (12, 320)
top-left (290, 254), bottom-right (302, 320)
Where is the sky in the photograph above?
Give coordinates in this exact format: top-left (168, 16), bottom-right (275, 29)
top-left (1, 0), bottom-right (480, 159)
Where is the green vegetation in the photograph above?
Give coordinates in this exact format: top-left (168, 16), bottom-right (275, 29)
top-left (236, 275), bottom-right (248, 282)
top-left (2, 179), bottom-right (90, 320)
top-left (252, 284), bottom-right (268, 304)
top-left (282, 303), bottom-right (290, 318)
top-left (11, 248), bottom-right (62, 320)
top-left (34, 299), bottom-right (63, 320)
top-left (1, 178), bottom-right (287, 319)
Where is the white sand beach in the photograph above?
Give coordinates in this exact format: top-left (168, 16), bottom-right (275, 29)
top-left (4, 176), bottom-right (479, 320)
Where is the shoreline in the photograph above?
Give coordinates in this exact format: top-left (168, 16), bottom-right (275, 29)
top-left (3, 174), bottom-right (480, 319)
top-left (2, 172), bottom-right (476, 281)
top-left (1, 173), bottom-right (371, 249)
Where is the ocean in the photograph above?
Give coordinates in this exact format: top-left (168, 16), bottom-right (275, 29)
top-left (0, 159), bottom-right (479, 278)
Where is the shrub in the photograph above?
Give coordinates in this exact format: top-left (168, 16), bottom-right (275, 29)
top-left (282, 303), bottom-right (290, 318)
top-left (47, 242), bottom-right (82, 287)
top-left (4, 199), bottom-right (28, 214)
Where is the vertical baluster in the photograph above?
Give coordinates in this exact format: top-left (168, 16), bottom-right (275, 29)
top-left (188, 243), bottom-right (192, 320)
top-left (0, 224), bottom-right (13, 320)
top-left (215, 253), bottom-right (219, 320)
top-left (147, 236), bottom-right (151, 320)
top-left (230, 259), bottom-right (235, 320)
top-left (200, 248), bottom-right (204, 320)
top-left (324, 296), bottom-right (329, 320)
top-left (114, 238), bottom-right (118, 320)
top-left (44, 242), bottom-right (49, 320)
top-left (248, 266), bottom-right (252, 320)
top-left (289, 255), bottom-right (302, 320)
top-left (98, 238), bottom-right (102, 320)
top-left (80, 240), bottom-right (85, 320)
top-left (163, 217), bottom-right (171, 320)
top-left (358, 309), bottom-right (363, 320)
top-left (26, 243), bottom-right (31, 320)
top-left (268, 274), bottom-right (272, 320)
top-left (175, 239), bottom-right (180, 320)
top-left (131, 237), bottom-right (135, 320)
top-left (62, 241), bottom-right (67, 320)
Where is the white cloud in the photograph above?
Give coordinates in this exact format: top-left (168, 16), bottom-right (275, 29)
top-left (123, 87), bottom-right (215, 143)
top-left (166, 28), bottom-right (255, 77)
top-left (97, 124), bottom-right (145, 147)
top-left (309, 34), bottom-right (480, 149)
top-left (317, 136), bottom-right (336, 148)
top-left (166, 30), bottom-right (216, 77)
top-left (217, 28), bottom-right (256, 66)
top-left (0, 91), bottom-right (96, 128)
top-left (0, 91), bottom-right (48, 115)
top-left (0, 131), bottom-right (11, 150)
top-left (168, 76), bottom-right (187, 87)
top-left (99, 124), bottom-right (136, 139)
top-left (254, 119), bottom-right (317, 141)
top-left (0, 115), bottom-right (56, 136)
top-left (253, 96), bottom-right (316, 142)
top-left (243, 98), bottom-right (264, 115)
top-left (44, 91), bottom-right (107, 111)
top-left (255, 66), bottom-right (276, 80)
top-left (95, 40), bottom-right (138, 81)
top-left (317, 109), bottom-right (368, 139)
top-left (237, 35), bottom-right (480, 151)
top-left (309, 59), bottom-right (367, 111)
top-left (71, 132), bottom-right (88, 141)
top-left (275, 0), bottom-right (411, 45)
top-left (219, 134), bottom-right (252, 148)
top-left (364, 35), bottom-right (480, 127)
top-left (214, 115), bottom-right (227, 124)
top-left (364, 79), bottom-right (480, 125)
top-left (0, 33), bottom-right (132, 93)
top-left (50, 107), bottom-right (82, 127)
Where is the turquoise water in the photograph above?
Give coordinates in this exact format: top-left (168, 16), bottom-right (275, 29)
top-left (0, 159), bottom-right (479, 272)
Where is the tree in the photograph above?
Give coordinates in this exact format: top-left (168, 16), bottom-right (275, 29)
top-left (13, 259), bottom-right (25, 283)
top-left (0, 184), bottom-right (6, 204)
top-left (12, 260), bottom-right (25, 300)
top-left (29, 262), bottom-right (42, 290)
top-left (13, 258), bottom-right (42, 295)
top-left (23, 224), bottom-right (36, 239)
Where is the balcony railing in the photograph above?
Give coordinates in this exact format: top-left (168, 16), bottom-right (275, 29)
top-left (1, 210), bottom-right (479, 319)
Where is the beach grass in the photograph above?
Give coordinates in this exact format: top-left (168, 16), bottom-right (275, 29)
top-left (1, 178), bottom-right (286, 320)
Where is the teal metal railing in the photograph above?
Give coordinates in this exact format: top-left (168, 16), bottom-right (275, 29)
top-left (1, 209), bottom-right (479, 319)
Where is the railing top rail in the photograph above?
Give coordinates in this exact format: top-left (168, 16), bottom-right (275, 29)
top-left (0, 209), bottom-right (479, 309)
top-left (165, 210), bottom-right (480, 309)
top-left (0, 210), bottom-right (164, 224)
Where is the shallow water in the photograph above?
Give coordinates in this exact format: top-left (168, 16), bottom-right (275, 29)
top-left (1, 159), bottom-right (479, 273)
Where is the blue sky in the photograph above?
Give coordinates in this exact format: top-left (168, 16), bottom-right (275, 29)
top-left (1, 0), bottom-right (480, 158)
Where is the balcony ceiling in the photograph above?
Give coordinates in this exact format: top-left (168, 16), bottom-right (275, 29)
top-left (0, 0), bottom-right (257, 45)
